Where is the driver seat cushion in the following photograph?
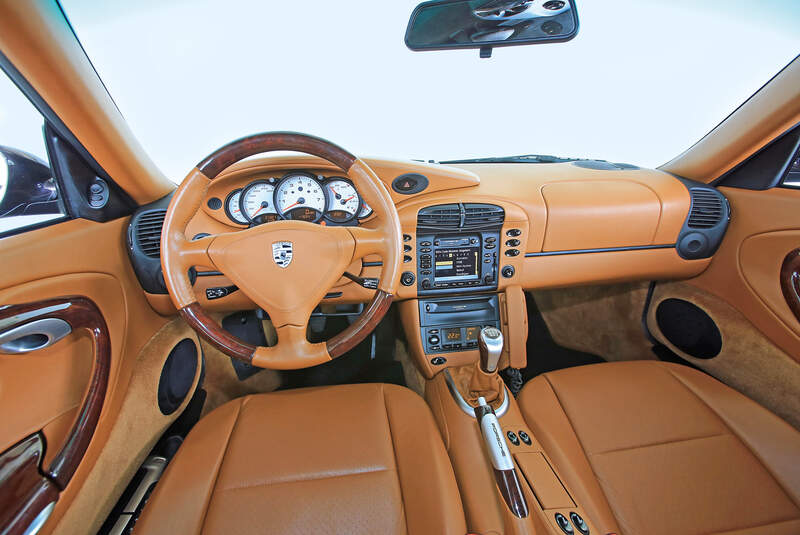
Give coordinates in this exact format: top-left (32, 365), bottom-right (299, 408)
top-left (519, 360), bottom-right (800, 535)
top-left (134, 383), bottom-right (466, 535)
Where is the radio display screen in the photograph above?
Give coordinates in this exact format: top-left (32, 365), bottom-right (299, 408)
top-left (434, 247), bottom-right (480, 281)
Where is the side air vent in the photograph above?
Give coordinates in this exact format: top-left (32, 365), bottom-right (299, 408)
top-left (135, 209), bottom-right (166, 258)
top-left (687, 189), bottom-right (723, 229)
top-left (417, 204), bottom-right (461, 229)
top-left (463, 203), bottom-right (505, 228)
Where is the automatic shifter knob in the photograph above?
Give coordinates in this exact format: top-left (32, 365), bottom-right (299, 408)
top-left (478, 326), bottom-right (504, 373)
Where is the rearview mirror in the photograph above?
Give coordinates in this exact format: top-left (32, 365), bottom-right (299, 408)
top-left (405, 0), bottom-right (579, 57)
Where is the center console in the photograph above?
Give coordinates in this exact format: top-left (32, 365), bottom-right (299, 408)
top-left (419, 294), bottom-right (500, 354)
top-left (415, 203), bottom-right (504, 294)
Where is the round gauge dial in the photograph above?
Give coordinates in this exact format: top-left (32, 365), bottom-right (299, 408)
top-left (240, 180), bottom-right (278, 223)
top-left (324, 178), bottom-right (361, 223)
top-left (224, 189), bottom-right (249, 225)
top-left (274, 173), bottom-right (326, 222)
top-left (358, 200), bottom-right (373, 219)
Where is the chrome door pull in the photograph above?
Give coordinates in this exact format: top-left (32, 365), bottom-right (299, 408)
top-left (0, 317), bottom-right (72, 354)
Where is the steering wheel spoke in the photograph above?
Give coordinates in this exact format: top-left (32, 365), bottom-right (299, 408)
top-left (349, 226), bottom-right (389, 259)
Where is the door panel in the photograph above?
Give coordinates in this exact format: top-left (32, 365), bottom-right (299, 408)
top-left (687, 186), bottom-right (800, 361)
top-left (0, 217), bottom-right (199, 534)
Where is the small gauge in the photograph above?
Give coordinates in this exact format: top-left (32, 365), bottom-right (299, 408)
top-left (324, 178), bottom-right (361, 223)
top-left (274, 172), bottom-right (326, 222)
top-left (358, 199), bottom-right (373, 219)
top-left (224, 189), bottom-right (249, 225)
top-left (240, 180), bottom-right (278, 223)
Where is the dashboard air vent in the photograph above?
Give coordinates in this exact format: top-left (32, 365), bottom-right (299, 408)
top-left (417, 204), bottom-right (461, 229)
top-left (135, 209), bottom-right (167, 258)
top-left (463, 203), bottom-right (505, 228)
top-left (688, 189), bottom-right (723, 229)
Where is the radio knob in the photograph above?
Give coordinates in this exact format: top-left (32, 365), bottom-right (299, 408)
top-left (421, 279), bottom-right (432, 290)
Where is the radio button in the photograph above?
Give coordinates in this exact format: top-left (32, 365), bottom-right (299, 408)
top-left (420, 241), bottom-right (431, 246)
top-left (420, 247), bottom-right (431, 252)
top-left (485, 244), bottom-right (496, 249)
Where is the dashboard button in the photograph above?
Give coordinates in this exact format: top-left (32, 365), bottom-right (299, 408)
top-left (427, 334), bottom-right (440, 345)
top-left (403, 234), bottom-right (412, 241)
top-left (506, 228), bottom-right (522, 237)
top-left (505, 249), bottom-right (520, 257)
top-left (400, 272), bottom-right (415, 286)
top-left (501, 265), bottom-right (515, 278)
top-left (505, 239), bottom-right (520, 247)
top-left (403, 255), bottom-right (412, 263)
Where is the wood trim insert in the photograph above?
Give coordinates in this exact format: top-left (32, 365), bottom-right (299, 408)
top-left (179, 302), bottom-right (256, 363)
top-left (0, 296), bottom-right (110, 533)
top-left (197, 132), bottom-right (357, 179)
top-left (780, 248), bottom-right (800, 323)
top-left (0, 434), bottom-right (58, 535)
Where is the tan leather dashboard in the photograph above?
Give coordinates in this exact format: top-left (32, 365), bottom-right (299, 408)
top-left (145, 156), bottom-right (711, 314)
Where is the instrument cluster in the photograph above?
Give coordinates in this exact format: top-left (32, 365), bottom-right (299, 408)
top-left (224, 171), bottom-right (373, 226)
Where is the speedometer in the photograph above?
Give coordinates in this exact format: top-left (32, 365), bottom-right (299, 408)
top-left (224, 189), bottom-right (249, 225)
top-left (274, 172), bottom-right (326, 222)
top-left (240, 180), bottom-right (278, 224)
top-left (324, 178), bottom-right (360, 223)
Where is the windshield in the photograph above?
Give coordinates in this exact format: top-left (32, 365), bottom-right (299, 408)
top-left (60, 0), bottom-right (800, 182)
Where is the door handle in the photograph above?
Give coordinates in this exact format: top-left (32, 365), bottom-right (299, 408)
top-left (0, 317), bottom-right (72, 354)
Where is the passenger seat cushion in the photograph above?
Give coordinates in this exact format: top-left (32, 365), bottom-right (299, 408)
top-left (519, 361), bottom-right (800, 535)
top-left (134, 383), bottom-right (466, 535)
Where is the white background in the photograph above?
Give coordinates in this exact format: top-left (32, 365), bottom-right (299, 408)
top-left (2, 0), bottom-right (799, 183)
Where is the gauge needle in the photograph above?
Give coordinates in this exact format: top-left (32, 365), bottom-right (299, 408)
top-left (343, 195), bottom-right (355, 202)
top-left (283, 201), bottom-right (301, 211)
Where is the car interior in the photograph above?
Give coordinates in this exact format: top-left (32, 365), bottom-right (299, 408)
top-left (1, 1), bottom-right (799, 535)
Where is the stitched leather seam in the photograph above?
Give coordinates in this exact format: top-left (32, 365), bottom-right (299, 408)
top-left (197, 397), bottom-right (246, 533)
top-left (540, 374), bottom-right (623, 530)
top-left (382, 385), bottom-right (409, 533)
top-left (218, 468), bottom-right (392, 492)
top-left (590, 431), bottom-right (727, 456)
top-left (663, 363), bottom-right (800, 511)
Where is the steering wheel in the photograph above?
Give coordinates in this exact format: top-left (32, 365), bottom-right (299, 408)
top-left (161, 132), bottom-right (402, 369)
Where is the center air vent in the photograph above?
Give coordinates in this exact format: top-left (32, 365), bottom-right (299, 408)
top-left (417, 204), bottom-right (461, 229)
top-left (135, 209), bottom-right (166, 258)
top-left (417, 203), bottom-right (504, 231)
top-left (463, 203), bottom-right (505, 228)
top-left (688, 189), bottom-right (724, 229)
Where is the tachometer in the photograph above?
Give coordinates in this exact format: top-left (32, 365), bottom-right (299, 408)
top-left (324, 178), bottom-right (360, 223)
top-left (224, 189), bottom-right (249, 225)
top-left (240, 180), bottom-right (278, 224)
top-left (274, 172), bottom-right (326, 222)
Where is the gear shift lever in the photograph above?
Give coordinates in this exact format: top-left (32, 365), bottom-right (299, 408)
top-left (478, 326), bottom-right (504, 373)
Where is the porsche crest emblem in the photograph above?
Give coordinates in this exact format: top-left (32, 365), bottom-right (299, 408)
top-left (271, 241), bottom-right (293, 268)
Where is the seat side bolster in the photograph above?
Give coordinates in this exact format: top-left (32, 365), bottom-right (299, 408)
top-left (134, 397), bottom-right (245, 535)
top-left (518, 376), bottom-right (621, 535)
top-left (382, 384), bottom-right (467, 535)
top-left (662, 363), bottom-right (800, 507)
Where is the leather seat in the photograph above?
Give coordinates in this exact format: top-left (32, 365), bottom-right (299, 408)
top-left (135, 383), bottom-right (466, 534)
top-left (519, 361), bottom-right (800, 535)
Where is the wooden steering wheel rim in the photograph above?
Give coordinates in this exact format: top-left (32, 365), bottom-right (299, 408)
top-left (161, 132), bottom-right (402, 369)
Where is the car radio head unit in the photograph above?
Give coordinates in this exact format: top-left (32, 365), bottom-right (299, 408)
top-left (415, 203), bottom-right (505, 295)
